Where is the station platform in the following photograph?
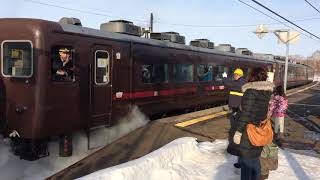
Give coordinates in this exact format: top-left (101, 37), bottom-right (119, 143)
top-left (48, 82), bottom-right (320, 180)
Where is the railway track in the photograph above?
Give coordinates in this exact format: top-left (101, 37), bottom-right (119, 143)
top-left (286, 82), bottom-right (320, 133)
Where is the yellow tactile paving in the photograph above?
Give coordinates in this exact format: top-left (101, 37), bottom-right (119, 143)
top-left (175, 111), bottom-right (229, 127)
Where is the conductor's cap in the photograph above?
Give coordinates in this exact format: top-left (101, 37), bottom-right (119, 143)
top-left (59, 48), bottom-right (70, 53)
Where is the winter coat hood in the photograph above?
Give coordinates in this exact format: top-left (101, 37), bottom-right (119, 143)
top-left (242, 81), bottom-right (274, 92)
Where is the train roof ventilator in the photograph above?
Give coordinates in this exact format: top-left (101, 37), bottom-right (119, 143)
top-left (216, 44), bottom-right (235, 53)
top-left (59, 17), bottom-right (82, 26)
top-left (150, 32), bottom-right (186, 44)
top-left (236, 48), bottom-right (253, 56)
top-left (190, 39), bottom-right (214, 49)
top-left (100, 20), bottom-right (143, 36)
top-left (253, 53), bottom-right (275, 61)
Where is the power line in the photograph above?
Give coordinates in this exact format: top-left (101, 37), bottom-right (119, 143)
top-left (155, 16), bottom-right (320, 28)
top-left (25, 0), bottom-right (320, 29)
top-left (236, 0), bottom-right (304, 32)
top-left (252, 0), bottom-right (320, 40)
top-left (237, 0), bottom-right (320, 43)
top-left (24, 0), bottom-right (149, 23)
top-left (236, 0), bottom-right (316, 41)
top-left (304, 0), bottom-right (320, 14)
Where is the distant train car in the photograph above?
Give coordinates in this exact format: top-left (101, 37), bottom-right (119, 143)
top-left (0, 18), bottom-right (313, 160)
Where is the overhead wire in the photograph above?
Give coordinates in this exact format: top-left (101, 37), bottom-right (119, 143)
top-left (154, 16), bottom-right (320, 28)
top-left (252, 0), bottom-right (320, 40)
top-left (24, 0), bottom-right (149, 23)
top-left (25, 0), bottom-right (320, 29)
top-left (237, 0), bottom-right (320, 43)
top-left (304, 0), bottom-right (320, 14)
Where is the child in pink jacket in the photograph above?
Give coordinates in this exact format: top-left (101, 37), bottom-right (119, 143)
top-left (270, 86), bottom-right (288, 136)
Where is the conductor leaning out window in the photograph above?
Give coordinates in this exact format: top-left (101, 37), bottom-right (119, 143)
top-left (52, 47), bottom-right (74, 81)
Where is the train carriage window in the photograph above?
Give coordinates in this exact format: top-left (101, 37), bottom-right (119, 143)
top-left (51, 46), bottom-right (75, 82)
top-left (95, 50), bottom-right (110, 85)
top-left (229, 67), bottom-right (236, 80)
top-left (142, 64), bottom-right (168, 83)
top-left (1, 40), bottom-right (33, 77)
top-left (173, 64), bottom-right (193, 82)
top-left (266, 65), bottom-right (274, 82)
top-left (197, 64), bottom-right (212, 82)
top-left (243, 68), bottom-right (250, 78)
top-left (215, 66), bottom-right (229, 81)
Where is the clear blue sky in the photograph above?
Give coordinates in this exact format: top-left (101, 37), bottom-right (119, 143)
top-left (1, 0), bottom-right (320, 57)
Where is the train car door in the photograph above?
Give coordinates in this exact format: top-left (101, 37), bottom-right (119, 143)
top-left (89, 46), bottom-right (112, 128)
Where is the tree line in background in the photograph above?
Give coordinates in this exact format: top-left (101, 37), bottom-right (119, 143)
top-left (290, 50), bottom-right (320, 76)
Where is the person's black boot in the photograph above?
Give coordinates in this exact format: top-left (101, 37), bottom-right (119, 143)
top-left (233, 163), bottom-right (241, 174)
top-left (233, 163), bottom-right (241, 168)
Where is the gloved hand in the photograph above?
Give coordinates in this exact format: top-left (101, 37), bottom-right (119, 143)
top-left (222, 72), bottom-right (228, 78)
top-left (233, 131), bottom-right (242, 145)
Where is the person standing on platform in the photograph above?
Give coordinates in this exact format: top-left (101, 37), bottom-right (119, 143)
top-left (233, 67), bottom-right (274, 180)
top-left (223, 68), bottom-right (246, 172)
top-left (270, 86), bottom-right (288, 139)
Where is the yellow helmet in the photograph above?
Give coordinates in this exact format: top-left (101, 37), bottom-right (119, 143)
top-left (234, 68), bottom-right (244, 77)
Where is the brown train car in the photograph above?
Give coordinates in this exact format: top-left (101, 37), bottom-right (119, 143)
top-left (0, 18), bottom-right (312, 160)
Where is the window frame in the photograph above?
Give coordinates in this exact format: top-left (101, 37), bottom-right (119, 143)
top-left (214, 65), bottom-right (230, 82)
top-left (141, 63), bottom-right (169, 84)
top-left (173, 63), bottom-right (194, 83)
top-left (197, 64), bottom-right (213, 82)
top-left (94, 50), bottom-right (110, 85)
top-left (1, 40), bottom-right (33, 78)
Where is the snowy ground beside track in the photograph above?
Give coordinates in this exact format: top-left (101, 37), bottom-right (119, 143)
top-left (0, 106), bottom-right (149, 180)
top-left (79, 137), bottom-right (320, 180)
top-left (0, 133), bottom-right (94, 180)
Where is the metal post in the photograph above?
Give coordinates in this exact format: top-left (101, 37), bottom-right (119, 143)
top-left (150, 13), bottom-right (153, 32)
top-left (284, 31), bottom-right (290, 94)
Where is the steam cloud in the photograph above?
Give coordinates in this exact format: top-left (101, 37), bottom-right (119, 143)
top-left (0, 105), bottom-right (149, 180)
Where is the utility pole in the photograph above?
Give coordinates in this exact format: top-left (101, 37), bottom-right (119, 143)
top-left (150, 13), bottom-right (153, 32)
top-left (284, 31), bottom-right (290, 94)
top-left (143, 13), bottom-right (153, 38)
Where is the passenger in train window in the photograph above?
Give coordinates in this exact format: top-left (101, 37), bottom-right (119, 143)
top-left (197, 65), bottom-right (212, 82)
top-left (142, 65), bottom-right (152, 83)
top-left (52, 47), bottom-right (74, 81)
top-left (223, 68), bottom-right (246, 173)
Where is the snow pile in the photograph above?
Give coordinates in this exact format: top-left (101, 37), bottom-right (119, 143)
top-left (0, 106), bottom-right (149, 180)
top-left (79, 138), bottom-right (320, 180)
top-left (0, 132), bottom-right (93, 180)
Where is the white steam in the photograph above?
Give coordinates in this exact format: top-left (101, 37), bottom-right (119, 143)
top-left (0, 105), bottom-right (149, 180)
top-left (89, 105), bottom-right (149, 148)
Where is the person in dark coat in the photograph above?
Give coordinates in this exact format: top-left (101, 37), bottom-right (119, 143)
top-left (232, 67), bottom-right (274, 180)
top-left (52, 48), bottom-right (74, 81)
top-left (223, 68), bottom-right (246, 170)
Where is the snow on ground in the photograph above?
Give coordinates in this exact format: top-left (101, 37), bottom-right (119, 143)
top-left (0, 132), bottom-right (93, 180)
top-left (79, 137), bottom-right (320, 180)
top-left (304, 131), bottom-right (320, 141)
top-left (0, 106), bottom-right (149, 180)
top-left (314, 75), bottom-right (320, 82)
